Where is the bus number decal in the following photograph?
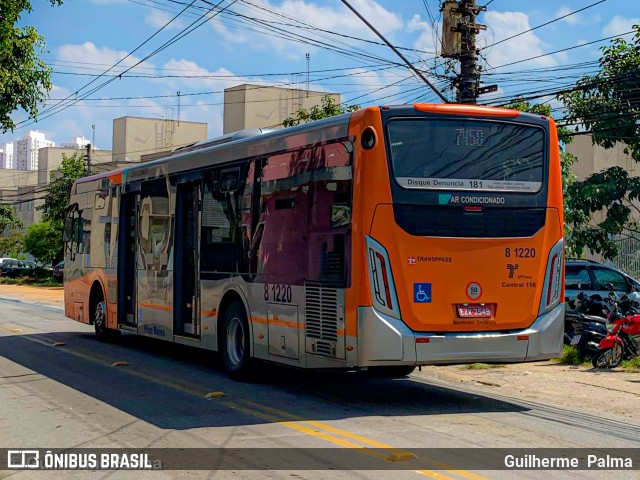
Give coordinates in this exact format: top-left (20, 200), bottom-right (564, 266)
top-left (264, 284), bottom-right (292, 303)
top-left (505, 248), bottom-right (536, 258)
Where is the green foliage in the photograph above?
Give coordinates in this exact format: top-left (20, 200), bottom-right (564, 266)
top-left (554, 345), bottom-right (582, 365)
top-left (0, 204), bottom-right (24, 233)
top-left (0, 275), bottom-right (61, 287)
top-left (559, 26), bottom-right (640, 259)
top-left (462, 363), bottom-right (504, 370)
top-left (0, 1), bottom-right (63, 132)
top-left (0, 229), bottom-right (25, 257)
top-left (36, 152), bottom-right (87, 262)
top-left (39, 151), bottom-right (88, 230)
top-left (283, 95), bottom-right (360, 127)
top-left (621, 356), bottom-right (640, 372)
top-left (24, 221), bottom-right (59, 265)
top-left (506, 99), bottom-right (581, 256)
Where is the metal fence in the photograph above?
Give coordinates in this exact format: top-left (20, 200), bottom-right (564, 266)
top-left (584, 232), bottom-right (640, 279)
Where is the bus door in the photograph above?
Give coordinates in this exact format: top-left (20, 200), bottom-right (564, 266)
top-left (117, 187), bottom-right (139, 328)
top-left (174, 179), bottom-right (202, 337)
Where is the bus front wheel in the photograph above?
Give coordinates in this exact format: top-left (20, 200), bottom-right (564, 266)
top-left (221, 301), bottom-right (253, 379)
top-left (91, 288), bottom-right (118, 341)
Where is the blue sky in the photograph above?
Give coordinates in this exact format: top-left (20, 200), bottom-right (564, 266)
top-left (3, 0), bottom-right (639, 153)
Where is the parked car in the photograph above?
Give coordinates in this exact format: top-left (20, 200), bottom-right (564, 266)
top-left (565, 259), bottom-right (640, 344)
top-left (0, 257), bottom-right (17, 267)
top-left (53, 261), bottom-right (64, 281)
top-left (565, 259), bottom-right (640, 304)
top-left (0, 260), bottom-right (37, 278)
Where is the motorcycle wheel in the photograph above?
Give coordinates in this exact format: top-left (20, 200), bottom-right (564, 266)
top-left (592, 344), bottom-right (624, 369)
top-left (609, 343), bottom-right (624, 368)
top-left (592, 349), bottom-right (611, 369)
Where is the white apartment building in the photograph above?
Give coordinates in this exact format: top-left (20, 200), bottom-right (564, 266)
top-left (14, 131), bottom-right (55, 170)
top-left (0, 143), bottom-right (13, 169)
top-left (60, 136), bottom-right (91, 149)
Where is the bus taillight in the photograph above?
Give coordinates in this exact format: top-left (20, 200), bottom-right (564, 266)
top-left (365, 236), bottom-right (400, 319)
top-left (374, 252), bottom-right (393, 309)
top-left (539, 239), bottom-right (564, 314)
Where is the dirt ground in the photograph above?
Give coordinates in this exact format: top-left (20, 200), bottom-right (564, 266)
top-left (417, 362), bottom-right (639, 420)
top-left (0, 283), bottom-right (64, 307)
top-left (0, 284), bottom-right (638, 420)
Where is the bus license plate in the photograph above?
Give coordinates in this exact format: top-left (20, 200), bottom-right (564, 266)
top-left (457, 305), bottom-right (492, 318)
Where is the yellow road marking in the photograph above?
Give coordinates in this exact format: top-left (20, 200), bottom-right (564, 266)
top-left (0, 323), bottom-right (488, 479)
top-left (240, 399), bottom-right (488, 480)
top-left (234, 400), bottom-right (460, 479)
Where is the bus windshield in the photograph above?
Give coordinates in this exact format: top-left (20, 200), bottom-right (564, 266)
top-left (387, 119), bottom-right (545, 193)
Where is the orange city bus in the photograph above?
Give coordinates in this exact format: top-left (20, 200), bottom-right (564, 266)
top-left (63, 103), bottom-right (564, 378)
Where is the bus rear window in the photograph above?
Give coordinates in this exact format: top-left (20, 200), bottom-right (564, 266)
top-left (387, 119), bottom-right (545, 193)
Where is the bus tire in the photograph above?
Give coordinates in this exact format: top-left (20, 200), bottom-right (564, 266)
top-left (368, 366), bottom-right (416, 377)
top-left (221, 300), bottom-right (253, 379)
top-left (91, 287), bottom-right (117, 341)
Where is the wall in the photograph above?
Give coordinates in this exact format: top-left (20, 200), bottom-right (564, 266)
top-left (223, 84), bottom-right (341, 134)
top-left (112, 117), bottom-right (208, 163)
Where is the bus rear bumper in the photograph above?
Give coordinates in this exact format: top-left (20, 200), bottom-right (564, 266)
top-left (356, 304), bottom-right (564, 366)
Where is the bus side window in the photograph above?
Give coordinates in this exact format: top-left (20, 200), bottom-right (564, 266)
top-left (201, 164), bottom-right (249, 274)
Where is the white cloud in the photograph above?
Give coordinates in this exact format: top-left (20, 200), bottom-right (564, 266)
top-left (207, 0), bottom-right (404, 59)
top-left (555, 7), bottom-right (601, 26)
top-left (556, 6), bottom-right (578, 25)
top-left (602, 15), bottom-right (640, 37)
top-left (481, 11), bottom-right (561, 69)
top-left (57, 42), bottom-right (154, 73)
top-left (408, 14), bottom-right (438, 55)
top-left (145, 10), bottom-right (184, 30)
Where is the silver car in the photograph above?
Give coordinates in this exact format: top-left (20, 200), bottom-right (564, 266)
top-left (565, 259), bottom-right (640, 307)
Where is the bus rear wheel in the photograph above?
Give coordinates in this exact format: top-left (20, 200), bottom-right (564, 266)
top-left (221, 301), bottom-right (253, 379)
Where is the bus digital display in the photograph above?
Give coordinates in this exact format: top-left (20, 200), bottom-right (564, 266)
top-left (388, 119), bottom-right (545, 193)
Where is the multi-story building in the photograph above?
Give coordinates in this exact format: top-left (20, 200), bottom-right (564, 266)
top-left (0, 116), bottom-right (207, 231)
top-left (566, 135), bottom-right (640, 276)
top-left (223, 84), bottom-right (341, 134)
top-left (13, 131), bottom-right (55, 170)
top-left (112, 117), bottom-right (207, 163)
top-left (0, 143), bottom-right (14, 169)
top-left (59, 136), bottom-right (91, 149)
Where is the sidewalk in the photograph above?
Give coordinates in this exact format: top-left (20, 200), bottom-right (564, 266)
top-left (0, 283), bottom-right (64, 309)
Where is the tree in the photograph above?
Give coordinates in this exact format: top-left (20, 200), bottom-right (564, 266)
top-left (0, 204), bottom-right (24, 233)
top-left (0, 229), bottom-right (25, 258)
top-left (559, 26), bottom-right (640, 259)
top-left (0, 1), bottom-right (64, 132)
top-left (283, 95), bottom-right (360, 127)
top-left (39, 151), bottom-right (88, 261)
top-left (24, 221), bottom-right (59, 265)
top-left (40, 151), bottom-right (88, 229)
top-left (506, 99), bottom-right (581, 256)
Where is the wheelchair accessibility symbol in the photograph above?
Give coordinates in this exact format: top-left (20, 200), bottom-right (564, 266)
top-left (414, 283), bottom-right (432, 303)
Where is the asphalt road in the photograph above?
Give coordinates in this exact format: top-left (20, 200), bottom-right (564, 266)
top-left (1, 296), bottom-right (639, 480)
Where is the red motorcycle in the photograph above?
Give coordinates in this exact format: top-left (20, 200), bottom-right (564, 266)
top-left (592, 304), bottom-right (640, 369)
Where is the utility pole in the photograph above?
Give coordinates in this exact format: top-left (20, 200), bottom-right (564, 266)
top-left (85, 142), bottom-right (91, 175)
top-left (442, 1), bottom-right (495, 103)
top-left (458, 0), bottom-right (479, 103)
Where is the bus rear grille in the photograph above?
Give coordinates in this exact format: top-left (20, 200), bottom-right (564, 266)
top-left (315, 341), bottom-right (333, 356)
top-left (305, 283), bottom-right (339, 356)
top-left (393, 205), bottom-right (546, 238)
